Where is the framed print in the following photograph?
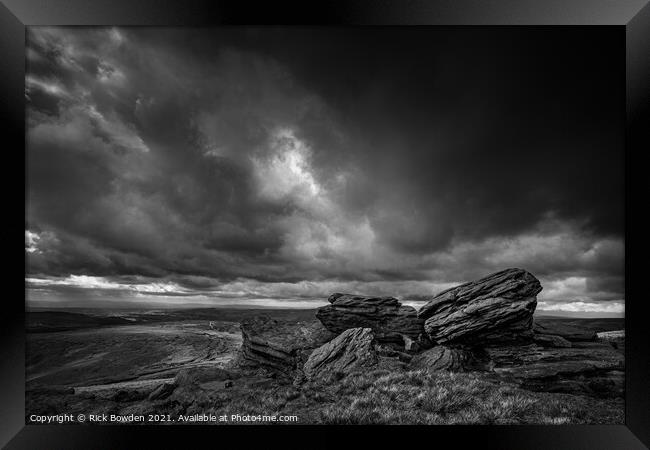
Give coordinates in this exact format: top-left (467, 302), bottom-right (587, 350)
top-left (2, 0), bottom-right (649, 448)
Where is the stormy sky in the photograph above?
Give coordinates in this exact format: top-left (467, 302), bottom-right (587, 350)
top-left (25, 27), bottom-right (624, 316)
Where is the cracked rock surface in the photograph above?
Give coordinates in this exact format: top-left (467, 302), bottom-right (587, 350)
top-left (418, 268), bottom-right (542, 344)
top-left (316, 294), bottom-right (424, 343)
top-left (303, 327), bottom-right (378, 381)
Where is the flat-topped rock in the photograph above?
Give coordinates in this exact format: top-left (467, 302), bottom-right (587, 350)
top-left (486, 341), bottom-right (624, 397)
top-left (316, 293), bottom-right (424, 343)
top-left (418, 268), bottom-right (542, 344)
top-left (596, 330), bottom-right (624, 341)
top-left (240, 317), bottom-right (334, 376)
top-left (597, 330), bottom-right (625, 352)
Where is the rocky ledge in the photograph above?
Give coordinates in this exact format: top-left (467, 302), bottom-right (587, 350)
top-left (486, 341), bottom-right (624, 398)
top-left (597, 330), bottom-right (625, 351)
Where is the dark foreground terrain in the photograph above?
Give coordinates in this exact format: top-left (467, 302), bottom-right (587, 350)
top-left (25, 308), bottom-right (624, 425)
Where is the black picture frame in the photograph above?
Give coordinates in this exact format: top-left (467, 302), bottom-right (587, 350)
top-left (3, 0), bottom-right (648, 448)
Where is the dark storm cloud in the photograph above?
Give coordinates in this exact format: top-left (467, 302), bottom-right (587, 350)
top-left (193, 28), bottom-right (624, 238)
top-left (25, 27), bottom-right (624, 312)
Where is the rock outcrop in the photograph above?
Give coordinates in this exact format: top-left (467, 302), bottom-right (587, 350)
top-left (597, 330), bottom-right (625, 351)
top-left (418, 268), bottom-right (542, 344)
top-left (409, 346), bottom-right (493, 373)
top-left (240, 317), bottom-right (334, 376)
top-left (316, 294), bottom-right (424, 343)
top-left (303, 327), bottom-right (378, 381)
top-left (486, 341), bottom-right (624, 398)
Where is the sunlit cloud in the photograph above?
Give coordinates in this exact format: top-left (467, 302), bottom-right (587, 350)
top-left (537, 300), bottom-right (624, 314)
top-left (26, 76), bottom-right (71, 99)
top-left (27, 275), bottom-right (188, 295)
top-left (252, 127), bottom-right (321, 202)
top-left (25, 230), bottom-right (41, 254)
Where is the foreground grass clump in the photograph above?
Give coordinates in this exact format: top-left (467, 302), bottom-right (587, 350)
top-left (312, 370), bottom-right (623, 425)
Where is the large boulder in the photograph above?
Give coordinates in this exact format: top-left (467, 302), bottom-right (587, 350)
top-left (409, 346), bottom-right (493, 373)
top-left (418, 268), bottom-right (542, 344)
top-left (316, 294), bottom-right (424, 343)
top-left (303, 327), bottom-right (378, 381)
top-left (240, 317), bottom-right (334, 377)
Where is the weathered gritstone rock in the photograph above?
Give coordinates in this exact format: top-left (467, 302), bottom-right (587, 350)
top-left (418, 268), bottom-right (542, 344)
top-left (486, 341), bottom-right (625, 398)
top-left (596, 330), bottom-right (625, 351)
top-left (409, 346), bottom-right (493, 373)
top-left (240, 317), bottom-right (334, 377)
top-left (596, 330), bottom-right (624, 341)
top-left (303, 327), bottom-right (378, 381)
top-left (316, 294), bottom-right (424, 343)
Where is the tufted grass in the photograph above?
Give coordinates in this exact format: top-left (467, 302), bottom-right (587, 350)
top-left (314, 370), bottom-right (623, 425)
top-left (196, 369), bottom-right (623, 425)
top-left (27, 369), bottom-right (624, 425)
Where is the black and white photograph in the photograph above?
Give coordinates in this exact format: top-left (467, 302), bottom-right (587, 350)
top-left (25, 26), bottom-right (626, 425)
